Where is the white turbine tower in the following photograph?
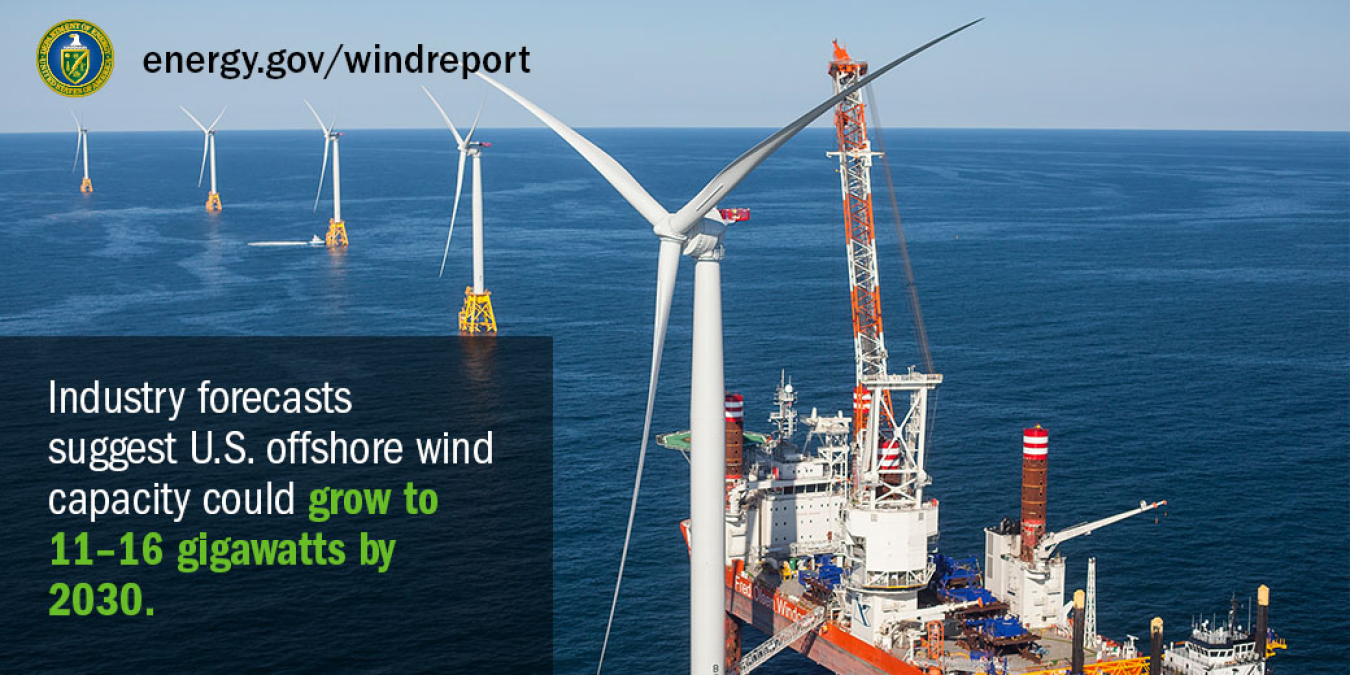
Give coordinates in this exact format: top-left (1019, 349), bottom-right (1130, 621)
top-left (180, 106), bottom-right (227, 211)
top-left (478, 19), bottom-right (980, 675)
top-left (305, 100), bottom-right (348, 247)
top-left (71, 111), bottom-right (91, 193)
top-left (422, 86), bottom-right (496, 333)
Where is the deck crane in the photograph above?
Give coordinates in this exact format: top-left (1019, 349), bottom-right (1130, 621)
top-left (824, 40), bottom-right (950, 651)
top-left (828, 40), bottom-right (942, 510)
top-left (987, 495), bottom-right (1167, 629)
top-left (1034, 500), bottom-right (1167, 561)
top-left (985, 429), bottom-right (1170, 629)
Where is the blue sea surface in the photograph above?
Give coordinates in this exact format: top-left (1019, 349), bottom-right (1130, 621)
top-left (0, 127), bottom-right (1345, 673)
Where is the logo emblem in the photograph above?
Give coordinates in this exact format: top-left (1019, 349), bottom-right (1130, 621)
top-left (61, 34), bottom-right (91, 84)
top-left (38, 20), bottom-right (113, 97)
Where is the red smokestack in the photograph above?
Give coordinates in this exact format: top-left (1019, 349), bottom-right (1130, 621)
top-left (1020, 426), bottom-right (1049, 562)
top-left (725, 393), bottom-right (744, 479)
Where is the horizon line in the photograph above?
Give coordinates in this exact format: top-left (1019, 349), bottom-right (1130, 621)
top-left (3, 125), bottom-right (1347, 135)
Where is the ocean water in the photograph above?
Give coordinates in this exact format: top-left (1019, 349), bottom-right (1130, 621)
top-left (0, 127), bottom-right (1345, 674)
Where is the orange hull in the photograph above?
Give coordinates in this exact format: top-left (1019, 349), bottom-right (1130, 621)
top-left (725, 568), bottom-right (927, 675)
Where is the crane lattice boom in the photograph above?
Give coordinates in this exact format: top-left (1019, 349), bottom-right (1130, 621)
top-left (829, 41), bottom-right (939, 507)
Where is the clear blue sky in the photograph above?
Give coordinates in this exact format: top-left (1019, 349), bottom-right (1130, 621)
top-left (3, 0), bottom-right (1346, 132)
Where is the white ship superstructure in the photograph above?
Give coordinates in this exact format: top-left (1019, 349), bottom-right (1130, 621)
top-left (727, 375), bottom-right (851, 566)
top-left (1165, 624), bottom-right (1265, 675)
top-left (1161, 591), bottom-right (1282, 675)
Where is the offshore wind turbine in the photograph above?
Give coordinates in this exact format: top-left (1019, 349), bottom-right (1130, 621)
top-left (478, 19), bottom-right (980, 675)
top-left (71, 111), bottom-right (91, 193)
top-left (304, 100), bottom-right (347, 247)
top-left (422, 86), bottom-right (496, 334)
top-left (179, 106), bottom-right (227, 211)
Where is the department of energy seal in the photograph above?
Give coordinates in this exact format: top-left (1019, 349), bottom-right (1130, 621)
top-left (37, 20), bottom-right (114, 97)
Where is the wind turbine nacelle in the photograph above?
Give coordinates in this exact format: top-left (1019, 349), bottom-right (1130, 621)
top-left (680, 217), bottom-right (728, 259)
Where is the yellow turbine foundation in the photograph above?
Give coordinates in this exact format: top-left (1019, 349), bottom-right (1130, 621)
top-left (205, 192), bottom-right (222, 211)
top-left (79, 177), bottom-right (93, 193)
top-left (458, 288), bottom-right (497, 334)
top-left (326, 219), bottom-right (348, 247)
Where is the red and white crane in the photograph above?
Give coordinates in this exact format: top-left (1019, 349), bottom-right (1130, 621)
top-left (828, 42), bottom-right (942, 511)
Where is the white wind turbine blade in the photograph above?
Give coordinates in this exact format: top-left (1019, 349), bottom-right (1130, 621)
top-left (596, 236), bottom-right (681, 675)
top-left (179, 106), bottom-right (208, 133)
top-left (304, 99), bottom-right (330, 135)
top-left (438, 149), bottom-right (468, 277)
top-left (421, 86), bottom-right (465, 148)
top-left (198, 135), bottom-right (209, 187)
top-left (476, 73), bottom-right (670, 230)
top-left (462, 96), bottom-right (485, 147)
top-left (70, 110), bottom-right (82, 172)
top-left (476, 66), bottom-right (686, 675)
top-left (207, 106), bottom-right (228, 132)
top-left (670, 18), bottom-right (983, 233)
top-left (313, 137), bottom-right (330, 213)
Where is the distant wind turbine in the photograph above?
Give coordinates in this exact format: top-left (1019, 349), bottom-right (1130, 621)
top-left (71, 111), bottom-right (91, 193)
top-left (304, 100), bottom-right (347, 247)
top-left (422, 86), bottom-right (497, 333)
top-left (179, 106), bottom-right (227, 211)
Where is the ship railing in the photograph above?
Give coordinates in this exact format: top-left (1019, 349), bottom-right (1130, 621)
top-left (1020, 656), bottom-right (1148, 675)
top-left (788, 541), bottom-right (839, 557)
top-left (859, 372), bottom-right (943, 390)
top-left (853, 561), bottom-right (936, 590)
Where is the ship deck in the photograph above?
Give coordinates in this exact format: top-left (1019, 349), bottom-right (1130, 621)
top-left (935, 631), bottom-right (1131, 674)
top-left (730, 568), bottom-right (1145, 675)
